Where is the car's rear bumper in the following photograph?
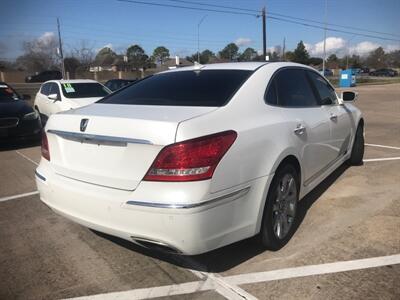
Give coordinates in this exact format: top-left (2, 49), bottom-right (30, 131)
top-left (35, 161), bottom-right (269, 255)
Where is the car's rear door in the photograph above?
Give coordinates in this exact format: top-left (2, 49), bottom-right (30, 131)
top-left (266, 68), bottom-right (335, 184)
top-left (307, 71), bottom-right (353, 159)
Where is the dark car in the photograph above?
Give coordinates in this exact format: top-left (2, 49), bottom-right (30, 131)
top-left (0, 82), bottom-right (42, 143)
top-left (319, 68), bottom-right (333, 77)
top-left (369, 68), bottom-right (398, 77)
top-left (25, 70), bottom-right (62, 83)
top-left (104, 79), bottom-right (137, 92)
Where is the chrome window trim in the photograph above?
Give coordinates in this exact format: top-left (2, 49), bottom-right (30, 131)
top-left (47, 129), bottom-right (153, 146)
top-left (126, 186), bottom-right (250, 209)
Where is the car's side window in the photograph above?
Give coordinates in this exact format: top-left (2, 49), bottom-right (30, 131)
top-left (265, 79), bottom-right (277, 105)
top-left (50, 83), bottom-right (61, 100)
top-left (41, 83), bottom-right (51, 96)
top-left (274, 69), bottom-right (319, 107)
top-left (307, 71), bottom-right (337, 105)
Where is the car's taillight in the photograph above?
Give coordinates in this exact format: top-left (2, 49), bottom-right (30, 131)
top-left (144, 130), bottom-right (237, 182)
top-left (41, 132), bottom-right (50, 161)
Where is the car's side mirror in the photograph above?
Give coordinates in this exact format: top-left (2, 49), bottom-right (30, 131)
top-left (48, 94), bottom-right (60, 102)
top-left (341, 91), bottom-right (358, 102)
top-left (22, 94), bottom-right (31, 101)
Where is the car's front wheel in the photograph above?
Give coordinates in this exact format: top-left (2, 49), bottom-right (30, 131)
top-left (348, 123), bottom-right (364, 166)
top-left (259, 164), bottom-right (299, 251)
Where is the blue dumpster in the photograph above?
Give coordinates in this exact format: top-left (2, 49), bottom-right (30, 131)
top-left (339, 69), bottom-right (356, 87)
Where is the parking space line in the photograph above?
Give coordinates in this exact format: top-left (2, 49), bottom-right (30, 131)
top-left (224, 254), bottom-right (400, 286)
top-left (67, 254), bottom-right (400, 300)
top-left (366, 143), bottom-right (400, 150)
top-left (363, 157), bottom-right (400, 162)
top-left (15, 150), bottom-right (39, 166)
top-left (0, 191), bottom-right (39, 202)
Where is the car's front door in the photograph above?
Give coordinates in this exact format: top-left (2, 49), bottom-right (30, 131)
top-left (48, 83), bottom-right (63, 115)
top-left (307, 71), bottom-right (353, 160)
top-left (267, 68), bottom-right (334, 184)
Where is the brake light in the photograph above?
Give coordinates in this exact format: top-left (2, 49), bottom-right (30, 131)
top-left (144, 130), bottom-right (237, 182)
top-left (41, 132), bottom-right (50, 161)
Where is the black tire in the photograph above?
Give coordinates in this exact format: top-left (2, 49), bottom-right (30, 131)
top-left (348, 123), bottom-right (364, 166)
top-left (259, 164), bottom-right (299, 251)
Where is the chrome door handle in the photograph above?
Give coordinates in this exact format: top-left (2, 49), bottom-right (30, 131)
top-left (330, 113), bottom-right (338, 121)
top-left (294, 124), bottom-right (306, 135)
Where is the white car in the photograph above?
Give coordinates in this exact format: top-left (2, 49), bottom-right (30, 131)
top-left (34, 79), bottom-right (111, 121)
top-left (36, 62), bottom-right (364, 255)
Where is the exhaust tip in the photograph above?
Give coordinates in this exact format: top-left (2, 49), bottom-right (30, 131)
top-left (131, 236), bottom-right (182, 254)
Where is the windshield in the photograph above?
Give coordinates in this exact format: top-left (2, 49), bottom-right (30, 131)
top-left (98, 70), bottom-right (253, 107)
top-left (61, 83), bottom-right (110, 99)
top-left (0, 84), bottom-right (21, 102)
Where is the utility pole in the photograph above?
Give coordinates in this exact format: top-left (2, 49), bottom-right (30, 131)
top-left (57, 17), bottom-right (65, 78)
top-left (197, 15), bottom-right (207, 63)
top-left (322, 0), bottom-right (328, 74)
top-left (282, 37), bottom-right (286, 61)
top-left (262, 7), bottom-right (267, 61)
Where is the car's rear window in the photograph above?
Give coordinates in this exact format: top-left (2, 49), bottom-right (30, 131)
top-left (61, 83), bottom-right (110, 98)
top-left (98, 70), bottom-right (253, 107)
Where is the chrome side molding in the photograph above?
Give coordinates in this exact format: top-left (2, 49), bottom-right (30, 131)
top-left (126, 186), bottom-right (250, 209)
top-left (47, 129), bottom-right (152, 146)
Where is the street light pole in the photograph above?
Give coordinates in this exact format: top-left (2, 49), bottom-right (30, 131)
top-left (57, 17), bottom-right (65, 78)
top-left (322, 0), bottom-right (328, 74)
top-left (197, 15), bottom-right (207, 63)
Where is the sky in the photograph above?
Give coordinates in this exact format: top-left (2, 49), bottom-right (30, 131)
top-left (1, 0), bottom-right (399, 61)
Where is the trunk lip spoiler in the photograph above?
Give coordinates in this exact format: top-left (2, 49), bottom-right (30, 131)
top-left (47, 129), bottom-right (153, 146)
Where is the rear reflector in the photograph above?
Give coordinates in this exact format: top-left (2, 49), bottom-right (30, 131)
top-left (41, 132), bottom-right (50, 161)
top-left (143, 130), bottom-right (237, 182)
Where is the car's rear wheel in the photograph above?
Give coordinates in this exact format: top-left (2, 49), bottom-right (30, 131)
top-left (348, 123), bottom-right (364, 166)
top-left (259, 164), bottom-right (299, 251)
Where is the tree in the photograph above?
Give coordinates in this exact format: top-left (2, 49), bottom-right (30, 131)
top-left (284, 51), bottom-right (295, 62)
top-left (365, 47), bottom-right (386, 69)
top-left (94, 47), bottom-right (117, 66)
top-left (219, 43), bottom-right (239, 61)
top-left (292, 41), bottom-right (309, 64)
top-left (127, 44), bottom-right (148, 70)
top-left (72, 40), bottom-right (95, 71)
top-left (386, 50), bottom-right (400, 68)
top-left (64, 57), bottom-right (80, 76)
top-left (239, 47), bottom-right (257, 61)
top-left (16, 32), bottom-right (59, 72)
top-left (200, 49), bottom-right (215, 64)
top-left (308, 57), bottom-right (323, 66)
top-left (152, 46), bottom-right (170, 65)
top-left (326, 54), bottom-right (339, 68)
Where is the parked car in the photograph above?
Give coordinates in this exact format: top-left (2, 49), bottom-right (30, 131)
top-left (36, 62), bottom-right (364, 255)
top-left (319, 68), bottom-right (333, 76)
top-left (25, 70), bottom-right (62, 83)
top-left (104, 79), bottom-right (137, 92)
top-left (0, 82), bottom-right (42, 142)
top-left (369, 68), bottom-right (398, 77)
top-left (359, 68), bottom-right (370, 75)
top-left (34, 79), bottom-right (111, 122)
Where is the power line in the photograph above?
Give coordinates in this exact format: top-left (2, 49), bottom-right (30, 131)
top-left (267, 16), bottom-right (400, 42)
top-left (168, 0), bottom-right (400, 38)
top-left (117, 0), bottom-right (258, 16)
top-left (118, 0), bottom-right (400, 42)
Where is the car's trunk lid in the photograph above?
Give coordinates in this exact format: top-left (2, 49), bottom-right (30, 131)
top-left (46, 104), bottom-right (217, 190)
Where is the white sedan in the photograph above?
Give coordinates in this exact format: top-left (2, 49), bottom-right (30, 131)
top-left (34, 79), bottom-right (111, 121)
top-left (36, 62), bottom-right (364, 255)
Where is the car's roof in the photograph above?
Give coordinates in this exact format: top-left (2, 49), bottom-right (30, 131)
top-left (44, 79), bottom-right (100, 84)
top-left (160, 61), bottom-right (315, 74)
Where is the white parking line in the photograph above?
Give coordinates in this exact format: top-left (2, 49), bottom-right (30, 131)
top-left (363, 157), bottom-right (400, 162)
top-left (366, 143), bottom-right (400, 150)
top-left (15, 150), bottom-right (39, 166)
top-left (0, 191), bottom-right (39, 202)
top-left (67, 254), bottom-right (400, 300)
top-left (224, 254), bottom-right (400, 285)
